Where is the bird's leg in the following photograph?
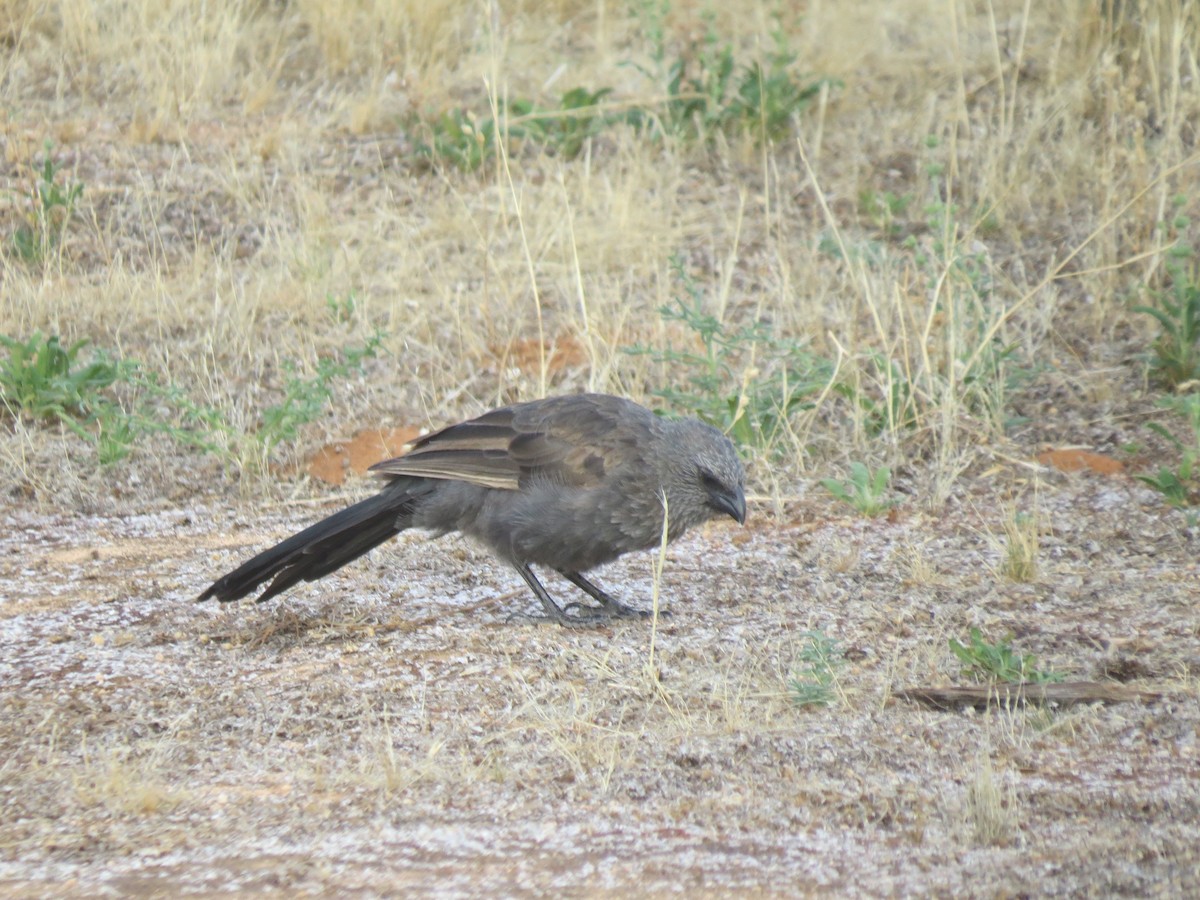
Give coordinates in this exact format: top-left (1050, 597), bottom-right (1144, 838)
top-left (511, 562), bottom-right (600, 627)
top-left (559, 570), bottom-right (657, 619)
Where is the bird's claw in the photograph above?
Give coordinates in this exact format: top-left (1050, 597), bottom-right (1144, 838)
top-left (506, 601), bottom-right (666, 627)
top-left (506, 609), bottom-right (607, 628)
top-left (562, 600), bottom-right (668, 620)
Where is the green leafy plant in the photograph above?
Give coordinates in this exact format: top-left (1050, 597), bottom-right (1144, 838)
top-left (0, 332), bottom-right (223, 463)
top-left (414, 87), bottom-right (618, 171)
top-left (1135, 265), bottom-right (1200, 389)
top-left (256, 332), bottom-right (384, 456)
top-left (630, 43), bottom-right (831, 145)
top-left (414, 108), bottom-right (497, 172)
top-left (1, 329), bottom-right (386, 470)
top-left (112, 371), bottom-right (231, 460)
top-left (625, 258), bottom-right (831, 448)
top-left (788, 630), bottom-right (846, 708)
top-left (858, 188), bottom-right (913, 240)
top-left (411, 38), bottom-right (832, 171)
top-left (1136, 392), bottom-right (1200, 519)
top-left (505, 87), bottom-right (616, 159)
top-left (326, 291), bottom-right (358, 324)
top-left (1134, 464), bottom-right (1193, 509)
top-left (624, 5), bottom-right (832, 146)
top-left (820, 462), bottom-right (894, 516)
top-left (10, 141), bottom-right (84, 263)
top-left (949, 628), bottom-right (1063, 685)
top-left (1134, 196), bottom-right (1197, 388)
top-left (0, 333), bottom-right (126, 436)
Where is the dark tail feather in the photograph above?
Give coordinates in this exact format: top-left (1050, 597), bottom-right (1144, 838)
top-left (197, 483), bottom-right (421, 603)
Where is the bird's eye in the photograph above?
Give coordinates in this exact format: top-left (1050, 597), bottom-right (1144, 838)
top-left (699, 469), bottom-right (723, 492)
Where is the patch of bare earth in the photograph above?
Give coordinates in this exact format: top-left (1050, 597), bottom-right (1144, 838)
top-left (1, 466), bottom-right (1197, 896)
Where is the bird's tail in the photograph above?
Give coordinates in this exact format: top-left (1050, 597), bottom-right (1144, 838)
top-left (197, 482), bottom-right (424, 604)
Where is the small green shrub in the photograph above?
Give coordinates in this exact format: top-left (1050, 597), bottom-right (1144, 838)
top-left (788, 630), bottom-right (846, 708)
top-left (0, 333), bottom-right (126, 435)
top-left (858, 188), bottom-right (913, 240)
top-left (949, 628), bottom-right (1063, 685)
top-left (414, 109), bottom-right (497, 172)
top-left (626, 3), bottom-right (833, 145)
top-left (1136, 392), bottom-right (1200, 519)
top-left (414, 87), bottom-right (618, 171)
top-left (505, 87), bottom-right (616, 159)
top-left (325, 292), bottom-right (358, 324)
top-left (1, 329), bottom-right (386, 471)
top-left (10, 141), bottom-right (84, 263)
top-left (1134, 196), bottom-right (1198, 388)
top-left (624, 258), bottom-right (832, 449)
top-left (1135, 266), bottom-right (1200, 389)
top-left (820, 462), bottom-right (894, 516)
top-left (257, 332), bottom-right (383, 456)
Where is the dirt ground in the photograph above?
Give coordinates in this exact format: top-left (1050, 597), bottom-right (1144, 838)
top-left (3, 0), bottom-right (1200, 894)
top-left (1, 467), bottom-right (1197, 896)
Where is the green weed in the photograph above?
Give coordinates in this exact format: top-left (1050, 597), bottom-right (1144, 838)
top-left (820, 462), bottom-right (894, 516)
top-left (636, 45), bottom-right (829, 144)
top-left (414, 88), bottom-right (617, 171)
top-left (628, 5), bottom-right (831, 145)
top-left (1135, 264), bottom-right (1200, 389)
top-left (414, 109), bottom-right (496, 172)
top-left (858, 188), bottom-right (913, 240)
top-left (256, 331), bottom-right (384, 457)
top-left (1134, 196), bottom-right (1198, 388)
top-left (413, 16), bottom-right (832, 171)
top-left (625, 258), bottom-right (831, 449)
top-left (788, 630), bottom-right (846, 708)
top-left (10, 141), bottom-right (84, 263)
top-left (949, 628), bottom-right (1063, 685)
top-left (326, 291), bottom-right (358, 324)
top-left (1, 330), bottom-right (385, 471)
top-left (1136, 392), bottom-right (1200, 519)
top-left (505, 87), bottom-right (616, 159)
top-left (0, 333), bottom-right (127, 438)
top-left (0, 332), bottom-right (228, 464)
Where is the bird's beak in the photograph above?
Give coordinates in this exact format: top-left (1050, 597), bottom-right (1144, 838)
top-left (711, 485), bottom-right (747, 525)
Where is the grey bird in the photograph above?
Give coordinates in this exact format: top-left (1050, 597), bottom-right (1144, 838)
top-left (197, 393), bottom-right (747, 624)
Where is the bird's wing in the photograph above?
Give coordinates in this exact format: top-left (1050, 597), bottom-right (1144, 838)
top-left (367, 395), bottom-right (650, 491)
top-left (368, 407), bottom-right (523, 489)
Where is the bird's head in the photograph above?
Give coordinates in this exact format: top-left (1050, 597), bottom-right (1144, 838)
top-left (663, 419), bottom-right (747, 531)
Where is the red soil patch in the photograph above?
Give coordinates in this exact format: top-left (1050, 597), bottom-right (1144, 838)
top-left (495, 334), bottom-right (588, 376)
top-left (1037, 448), bottom-right (1124, 476)
top-left (307, 425), bottom-right (422, 485)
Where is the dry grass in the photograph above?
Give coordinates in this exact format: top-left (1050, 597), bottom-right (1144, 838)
top-left (998, 498), bottom-right (1041, 582)
top-left (2, 0), bottom-right (1196, 493)
top-left (965, 754), bottom-right (1019, 847)
top-left (2, 0), bottom-right (1199, 894)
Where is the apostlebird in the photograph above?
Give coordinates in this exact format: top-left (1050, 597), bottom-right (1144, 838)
top-left (197, 393), bottom-right (746, 624)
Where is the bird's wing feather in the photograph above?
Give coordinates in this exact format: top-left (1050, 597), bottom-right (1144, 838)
top-left (368, 408), bottom-right (522, 489)
top-left (367, 395), bottom-right (650, 491)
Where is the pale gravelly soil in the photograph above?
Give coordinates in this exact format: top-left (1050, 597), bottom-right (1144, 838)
top-left (1, 469), bottom-right (1197, 896)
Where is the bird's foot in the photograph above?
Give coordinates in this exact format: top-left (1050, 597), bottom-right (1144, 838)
top-left (562, 599), bottom-right (670, 620)
top-left (506, 608), bottom-right (612, 628)
top-left (506, 601), bottom-right (666, 627)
